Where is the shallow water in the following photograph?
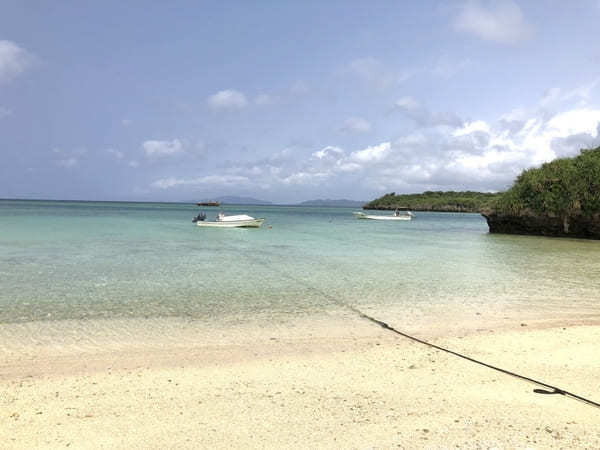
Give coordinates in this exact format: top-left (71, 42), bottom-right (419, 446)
top-left (1, 200), bottom-right (599, 339)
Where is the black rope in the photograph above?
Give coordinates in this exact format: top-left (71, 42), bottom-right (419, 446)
top-left (296, 280), bottom-right (600, 410)
top-left (226, 233), bottom-right (600, 410)
top-left (345, 304), bottom-right (600, 409)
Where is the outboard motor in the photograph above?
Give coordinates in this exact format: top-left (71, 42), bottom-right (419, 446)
top-left (192, 212), bottom-right (206, 222)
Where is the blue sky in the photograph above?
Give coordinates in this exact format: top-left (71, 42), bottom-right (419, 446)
top-left (2, 1), bottom-right (600, 203)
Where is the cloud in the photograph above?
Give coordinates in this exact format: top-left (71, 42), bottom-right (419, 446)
top-left (151, 175), bottom-right (250, 189)
top-left (312, 146), bottom-right (344, 160)
top-left (453, 120), bottom-right (490, 136)
top-left (280, 171), bottom-right (330, 186)
top-left (395, 97), bottom-right (463, 128)
top-left (454, 1), bottom-right (533, 45)
top-left (350, 142), bottom-right (391, 163)
top-left (207, 89), bottom-right (248, 109)
top-left (148, 93), bottom-right (600, 196)
top-left (341, 117), bottom-right (372, 134)
top-left (396, 96), bottom-right (420, 110)
top-left (53, 147), bottom-right (86, 168)
top-left (143, 139), bottom-right (184, 157)
top-left (107, 148), bottom-right (124, 160)
top-left (539, 79), bottom-right (600, 109)
top-left (550, 123), bottom-right (600, 158)
top-left (0, 40), bottom-right (34, 83)
top-left (311, 107), bottom-right (598, 191)
top-left (128, 160), bottom-right (140, 168)
top-left (121, 119), bottom-right (132, 127)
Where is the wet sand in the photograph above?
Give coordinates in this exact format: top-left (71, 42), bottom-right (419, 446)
top-left (1, 315), bottom-right (600, 449)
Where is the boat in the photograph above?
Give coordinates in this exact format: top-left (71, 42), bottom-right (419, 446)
top-left (196, 201), bottom-right (220, 207)
top-left (353, 210), bottom-right (413, 221)
top-left (193, 212), bottom-right (264, 228)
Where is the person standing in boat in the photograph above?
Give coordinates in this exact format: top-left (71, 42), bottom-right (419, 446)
top-left (394, 208), bottom-right (399, 217)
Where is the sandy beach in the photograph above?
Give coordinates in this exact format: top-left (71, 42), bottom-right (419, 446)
top-left (1, 314), bottom-right (599, 449)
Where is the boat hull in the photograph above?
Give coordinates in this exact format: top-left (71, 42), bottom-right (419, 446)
top-left (196, 218), bottom-right (265, 228)
top-left (353, 212), bottom-right (412, 221)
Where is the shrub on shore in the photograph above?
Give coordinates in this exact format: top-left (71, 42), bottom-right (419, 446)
top-left (491, 146), bottom-right (600, 232)
top-left (364, 190), bottom-right (500, 212)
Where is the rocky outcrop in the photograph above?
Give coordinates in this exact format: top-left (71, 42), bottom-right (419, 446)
top-left (481, 209), bottom-right (600, 239)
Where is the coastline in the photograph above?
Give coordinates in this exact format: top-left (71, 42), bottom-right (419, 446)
top-left (2, 313), bottom-right (599, 448)
top-left (362, 206), bottom-right (482, 213)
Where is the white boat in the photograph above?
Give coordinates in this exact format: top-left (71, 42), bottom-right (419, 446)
top-left (353, 211), bottom-right (413, 221)
top-left (194, 212), bottom-right (265, 228)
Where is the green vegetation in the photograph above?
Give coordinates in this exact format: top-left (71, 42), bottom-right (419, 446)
top-left (366, 146), bottom-right (600, 223)
top-left (364, 191), bottom-right (501, 212)
top-left (491, 146), bottom-right (600, 231)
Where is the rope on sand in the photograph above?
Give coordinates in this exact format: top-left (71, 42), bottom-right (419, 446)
top-left (295, 279), bottom-right (600, 410)
top-left (241, 242), bottom-right (600, 410)
top-left (344, 304), bottom-right (600, 410)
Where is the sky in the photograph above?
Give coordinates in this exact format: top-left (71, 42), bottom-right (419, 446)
top-left (2, 0), bottom-right (600, 203)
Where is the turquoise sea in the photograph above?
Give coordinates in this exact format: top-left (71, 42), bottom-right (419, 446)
top-left (1, 199), bottom-right (600, 344)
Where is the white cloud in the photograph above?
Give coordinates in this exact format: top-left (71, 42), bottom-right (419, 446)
top-left (151, 175), bottom-right (249, 189)
top-left (521, 109), bottom-right (600, 162)
top-left (546, 109), bottom-right (600, 139)
top-left (53, 147), bottom-right (86, 168)
top-left (350, 142), bottom-right (391, 163)
top-left (147, 95), bottom-right (600, 197)
top-left (396, 96), bottom-right (420, 110)
top-left (396, 97), bottom-right (463, 128)
top-left (312, 146), bottom-right (344, 160)
top-left (336, 162), bottom-right (362, 173)
top-left (107, 148), bottom-right (124, 160)
top-left (207, 89), bottom-right (248, 109)
top-left (128, 160), bottom-right (140, 168)
top-left (121, 119), bottom-right (132, 126)
top-left (0, 40), bottom-right (34, 83)
top-left (281, 171), bottom-right (329, 185)
top-left (454, 1), bottom-right (533, 45)
top-left (453, 120), bottom-right (490, 136)
top-left (0, 106), bottom-right (11, 119)
top-left (143, 139), bottom-right (184, 157)
top-left (298, 106), bottom-right (599, 192)
top-left (341, 117), bottom-right (372, 133)
top-left (539, 79), bottom-right (600, 109)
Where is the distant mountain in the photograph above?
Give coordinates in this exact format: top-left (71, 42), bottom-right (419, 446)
top-left (297, 198), bottom-right (366, 207)
top-left (214, 195), bottom-right (272, 205)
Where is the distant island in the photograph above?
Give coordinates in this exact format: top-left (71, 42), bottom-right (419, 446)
top-left (482, 146), bottom-right (600, 239)
top-left (297, 199), bottom-right (366, 207)
top-left (364, 191), bottom-right (500, 212)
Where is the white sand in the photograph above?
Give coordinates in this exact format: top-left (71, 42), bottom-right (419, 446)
top-left (1, 315), bottom-right (599, 449)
